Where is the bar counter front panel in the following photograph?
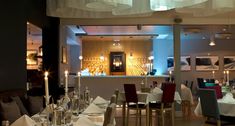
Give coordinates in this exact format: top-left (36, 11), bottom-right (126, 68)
top-left (71, 75), bottom-right (168, 99)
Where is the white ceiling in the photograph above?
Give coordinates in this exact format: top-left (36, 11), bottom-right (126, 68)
top-left (73, 25), bottom-right (235, 41)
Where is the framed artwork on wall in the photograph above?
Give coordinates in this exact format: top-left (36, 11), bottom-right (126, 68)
top-left (224, 56), bottom-right (235, 70)
top-left (61, 46), bottom-right (67, 64)
top-left (110, 52), bottom-right (126, 75)
top-left (26, 50), bottom-right (38, 65)
top-left (167, 56), bottom-right (191, 71)
top-left (196, 56), bottom-right (219, 71)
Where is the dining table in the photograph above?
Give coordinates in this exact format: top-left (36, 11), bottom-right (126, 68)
top-left (118, 88), bottom-right (181, 126)
top-left (194, 92), bottom-right (235, 117)
top-left (27, 96), bottom-right (111, 126)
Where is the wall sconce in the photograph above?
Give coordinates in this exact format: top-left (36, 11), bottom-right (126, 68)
top-left (113, 39), bottom-right (121, 46)
top-left (79, 55), bottom-right (83, 60)
top-left (148, 56), bottom-right (154, 60)
top-left (129, 52), bottom-right (133, 59)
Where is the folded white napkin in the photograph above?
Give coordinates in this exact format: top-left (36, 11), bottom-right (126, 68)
top-left (221, 93), bottom-right (235, 103)
top-left (11, 115), bottom-right (36, 126)
top-left (152, 87), bottom-right (163, 94)
top-left (93, 96), bottom-right (108, 104)
top-left (75, 116), bottom-right (96, 126)
top-left (83, 103), bottom-right (105, 114)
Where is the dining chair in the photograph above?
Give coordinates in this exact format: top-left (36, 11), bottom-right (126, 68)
top-left (198, 89), bottom-right (221, 126)
top-left (114, 89), bottom-right (119, 104)
top-left (197, 78), bottom-right (206, 88)
top-left (124, 84), bottom-right (146, 126)
top-left (181, 84), bottom-right (193, 117)
top-left (206, 85), bottom-right (223, 99)
top-left (110, 94), bottom-right (117, 104)
top-left (189, 81), bottom-right (194, 92)
top-left (161, 82), bottom-right (175, 90)
top-left (149, 83), bottom-right (176, 126)
top-left (103, 103), bottom-right (116, 126)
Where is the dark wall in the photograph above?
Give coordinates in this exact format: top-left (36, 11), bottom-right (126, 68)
top-left (0, 0), bottom-right (60, 97)
top-left (27, 0), bottom-right (60, 98)
top-left (0, 0), bottom-right (27, 90)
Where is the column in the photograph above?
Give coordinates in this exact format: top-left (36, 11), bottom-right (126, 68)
top-left (173, 23), bottom-right (181, 111)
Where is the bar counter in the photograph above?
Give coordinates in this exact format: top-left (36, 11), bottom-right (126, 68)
top-left (72, 75), bottom-right (169, 99)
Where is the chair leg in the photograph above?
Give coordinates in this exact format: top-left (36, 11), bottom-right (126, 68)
top-left (181, 101), bottom-right (185, 116)
top-left (188, 102), bottom-right (191, 117)
top-left (139, 109), bottom-right (142, 126)
top-left (126, 108), bottom-right (129, 126)
top-left (172, 106), bottom-right (175, 126)
top-left (135, 109), bottom-right (138, 126)
top-left (217, 120), bottom-right (221, 126)
top-left (149, 109), bottom-right (152, 126)
top-left (161, 110), bottom-right (165, 126)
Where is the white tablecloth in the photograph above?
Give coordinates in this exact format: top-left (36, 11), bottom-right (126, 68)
top-left (32, 100), bottom-right (110, 126)
top-left (118, 91), bottom-right (181, 104)
top-left (181, 84), bottom-right (194, 105)
top-left (194, 93), bottom-right (235, 117)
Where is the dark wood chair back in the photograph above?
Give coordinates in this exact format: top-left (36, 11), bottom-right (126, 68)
top-left (162, 83), bottom-right (176, 103)
top-left (124, 84), bottom-right (138, 103)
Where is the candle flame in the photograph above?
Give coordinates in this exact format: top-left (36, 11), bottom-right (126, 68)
top-left (212, 71), bottom-right (215, 74)
top-left (44, 71), bottom-right (49, 77)
top-left (65, 70), bottom-right (69, 76)
top-left (224, 71), bottom-right (226, 74)
top-left (77, 72), bottom-right (81, 76)
top-left (227, 70), bottom-right (229, 74)
top-left (169, 70), bottom-right (172, 75)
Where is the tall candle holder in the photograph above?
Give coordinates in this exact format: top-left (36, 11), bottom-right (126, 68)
top-left (169, 70), bottom-right (172, 82)
top-left (226, 70), bottom-right (230, 86)
top-left (44, 71), bottom-right (50, 106)
top-left (77, 72), bottom-right (81, 99)
top-left (223, 71), bottom-right (227, 84)
top-left (144, 71), bottom-right (148, 87)
top-left (212, 71), bottom-right (215, 79)
top-left (62, 70), bottom-right (70, 110)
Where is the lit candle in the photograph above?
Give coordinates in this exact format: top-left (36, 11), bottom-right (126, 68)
top-left (144, 71), bottom-right (148, 87)
top-left (77, 72), bottom-right (81, 98)
top-left (79, 55), bottom-right (83, 70)
top-left (169, 70), bottom-right (172, 82)
top-left (227, 70), bottom-right (230, 84)
top-left (212, 71), bottom-right (215, 79)
top-left (65, 70), bottom-right (69, 95)
top-left (44, 71), bottom-right (49, 104)
top-left (150, 63), bottom-right (153, 72)
top-left (223, 71), bottom-right (226, 82)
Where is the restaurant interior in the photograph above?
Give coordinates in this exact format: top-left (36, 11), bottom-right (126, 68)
top-left (2, 0), bottom-right (235, 126)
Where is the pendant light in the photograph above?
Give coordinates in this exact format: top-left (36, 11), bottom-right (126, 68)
top-left (209, 35), bottom-right (216, 46)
